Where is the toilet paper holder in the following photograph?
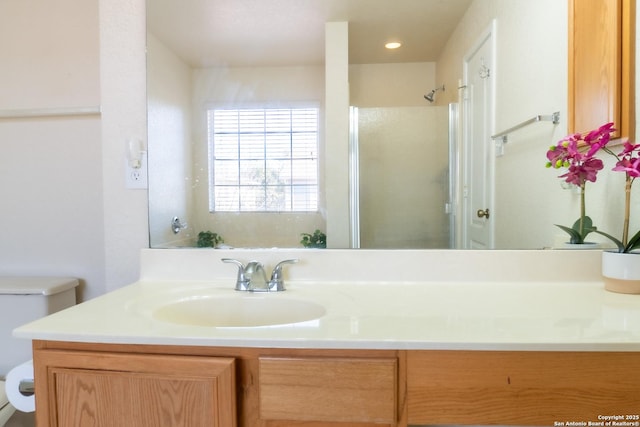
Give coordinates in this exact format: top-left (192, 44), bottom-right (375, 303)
top-left (18, 380), bottom-right (34, 397)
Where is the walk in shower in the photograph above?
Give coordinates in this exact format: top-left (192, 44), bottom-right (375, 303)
top-left (349, 104), bottom-right (458, 249)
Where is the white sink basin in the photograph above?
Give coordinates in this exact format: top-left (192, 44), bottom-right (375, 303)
top-left (152, 294), bottom-right (326, 327)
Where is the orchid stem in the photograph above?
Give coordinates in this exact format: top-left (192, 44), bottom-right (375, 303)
top-left (623, 175), bottom-right (632, 246)
top-left (580, 182), bottom-right (586, 238)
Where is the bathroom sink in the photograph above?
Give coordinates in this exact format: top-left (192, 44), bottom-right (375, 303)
top-left (152, 295), bottom-right (326, 327)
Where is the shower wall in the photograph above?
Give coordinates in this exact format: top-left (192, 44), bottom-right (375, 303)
top-left (357, 106), bottom-right (449, 248)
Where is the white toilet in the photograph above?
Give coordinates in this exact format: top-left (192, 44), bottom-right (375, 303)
top-left (0, 277), bottom-right (78, 426)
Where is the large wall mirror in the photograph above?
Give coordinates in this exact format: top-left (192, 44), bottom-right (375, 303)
top-left (147, 0), bottom-right (627, 250)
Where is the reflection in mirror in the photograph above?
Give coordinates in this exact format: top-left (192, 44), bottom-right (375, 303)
top-left (356, 106), bottom-right (450, 248)
top-left (147, 0), bottom-right (590, 250)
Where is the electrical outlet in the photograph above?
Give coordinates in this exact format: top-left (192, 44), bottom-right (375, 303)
top-left (125, 154), bottom-right (148, 189)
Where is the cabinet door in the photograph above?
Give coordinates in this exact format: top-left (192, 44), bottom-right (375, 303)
top-left (34, 350), bottom-right (236, 427)
top-left (568, 0), bottom-right (635, 138)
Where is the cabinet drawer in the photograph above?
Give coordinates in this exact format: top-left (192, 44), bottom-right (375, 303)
top-left (259, 356), bottom-right (397, 424)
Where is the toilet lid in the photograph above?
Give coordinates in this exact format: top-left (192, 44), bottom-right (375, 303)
top-left (0, 381), bottom-right (8, 407)
top-left (0, 277), bottom-right (79, 295)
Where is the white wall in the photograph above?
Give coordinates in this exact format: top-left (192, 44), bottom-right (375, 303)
top-left (489, 0), bottom-right (571, 249)
top-left (0, 0), bottom-right (149, 299)
top-left (98, 0), bottom-right (148, 293)
top-left (147, 32), bottom-right (194, 247)
top-left (325, 22), bottom-right (351, 248)
top-left (0, 0), bottom-right (106, 301)
top-left (0, 0), bottom-right (148, 301)
top-left (1, 0), bottom-right (148, 301)
top-left (350, 62), bottom-right (436, 107)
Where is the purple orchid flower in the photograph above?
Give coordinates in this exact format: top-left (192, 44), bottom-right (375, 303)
top-left (559, 157), bottom-right (604, 185)
top-left (545, 122), bottom-right (616, 245)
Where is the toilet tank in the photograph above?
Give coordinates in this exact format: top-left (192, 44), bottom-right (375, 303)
top-left (0, 277), bottom-right (78, 377)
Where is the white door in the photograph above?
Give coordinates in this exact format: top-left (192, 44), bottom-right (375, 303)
top-left (462, 22), bottom-right (495, 249)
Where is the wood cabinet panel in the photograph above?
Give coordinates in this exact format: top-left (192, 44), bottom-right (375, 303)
top-left (407, 350), bottom-right (640, 426)
top-left (54, 368), bottom-right (216, 426)
top-left (35, 350), bottom-right (236, 427)
top-left (569, 0), bottom-right (635, 138)
top-left (259, 357), bottom-right (397, 424)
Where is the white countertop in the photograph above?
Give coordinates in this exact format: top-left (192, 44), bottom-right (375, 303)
top-left (13, 248), bottom-right (640, 351)
top-left (14, 277), bottom-right (640, 351)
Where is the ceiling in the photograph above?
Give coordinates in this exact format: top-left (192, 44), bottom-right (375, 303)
top-left (147, 0), bottom-right (473, 68)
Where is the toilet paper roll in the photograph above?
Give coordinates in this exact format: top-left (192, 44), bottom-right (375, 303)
top-left (5, 360), bottom-right (35, 412)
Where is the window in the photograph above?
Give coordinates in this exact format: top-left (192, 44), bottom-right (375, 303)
top-left (208, 107), bottom-right (319, 212)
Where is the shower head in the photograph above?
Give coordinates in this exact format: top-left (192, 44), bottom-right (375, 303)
top-left (424, 90), bottom-right (436, 103)
top-left (424, 85), bottom-right (445, 103)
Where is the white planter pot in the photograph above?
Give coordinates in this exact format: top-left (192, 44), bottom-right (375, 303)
top-left (560, 242), bottom-right (601, 250)
top-left (602, 251), bottom-right (640, 294)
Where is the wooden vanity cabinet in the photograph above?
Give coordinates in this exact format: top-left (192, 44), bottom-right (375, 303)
top-left (32, 341), bottom-right (404, 427)
top-left (569, 0), bottom-right (635, 138)
top-left (33, 341), bottom-right (640, 427)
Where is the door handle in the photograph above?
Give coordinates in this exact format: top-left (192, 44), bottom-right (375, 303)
top-left (476, 208), bottom-right (490, 219)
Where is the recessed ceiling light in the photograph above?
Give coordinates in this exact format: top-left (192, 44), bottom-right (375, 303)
top-left (385, 42), bottom-right (402, 50)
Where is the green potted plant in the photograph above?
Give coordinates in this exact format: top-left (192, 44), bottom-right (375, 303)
top-left (545, 123), bottom-right (615, 245)
top-left (196, 231), bottom-right (224, 248)
top-left (300, 229), bottom-right (326, 248)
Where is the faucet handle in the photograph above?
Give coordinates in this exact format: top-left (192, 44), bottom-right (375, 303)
top-left (222, 258), bottom-right (250, 291)
top-left (269, 259), bottom-right (299, 291)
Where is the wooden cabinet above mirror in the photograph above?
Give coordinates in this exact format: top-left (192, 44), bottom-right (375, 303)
top-left (569, 0), bottom-right (636, 139)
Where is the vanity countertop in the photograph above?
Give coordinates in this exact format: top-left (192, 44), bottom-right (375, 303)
top-left (13, 249), bottom-right (640, 351)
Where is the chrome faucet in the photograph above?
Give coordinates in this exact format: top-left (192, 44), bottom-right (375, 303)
top-left (222, 259), bottom-right (267, 291)
top-left (222, 258), bottom-right (298, 292)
